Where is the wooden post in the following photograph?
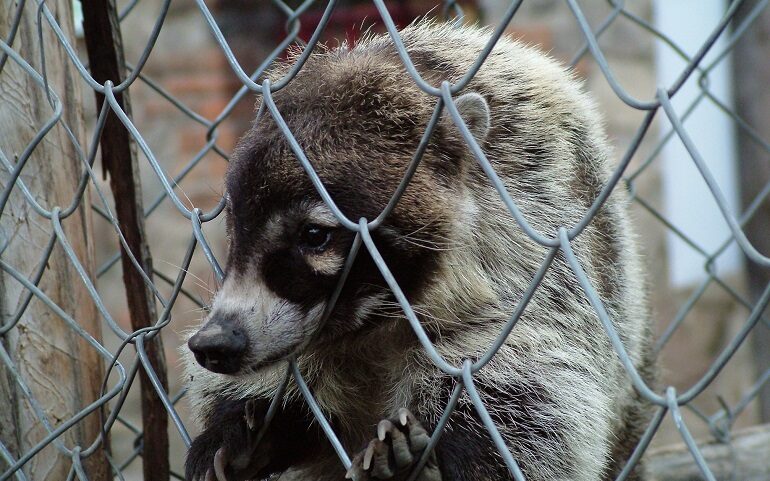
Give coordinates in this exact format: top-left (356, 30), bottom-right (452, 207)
top-left (647, 423), bottom-right (770, 481)
top-left (0, 0), bottom-right (110, 479)
top-left (734, 0), bottom-right (770, 423)
top-left (80, 1), bottom-right (170, 480)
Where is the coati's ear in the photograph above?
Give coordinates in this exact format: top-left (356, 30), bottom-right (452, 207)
top-left (453, 92), bottom-right (490, 143)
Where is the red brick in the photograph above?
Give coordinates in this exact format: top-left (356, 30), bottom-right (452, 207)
top-left (196, 96), bottom-right (234, 122)
top-left (179, 128), bottom-right (210, 154)
top-left (142, 98), bottom-right (176, 117)
top-left (152, 48), bottom-right (228, 74)
top-left (163, 73), bottom-right (236, 97)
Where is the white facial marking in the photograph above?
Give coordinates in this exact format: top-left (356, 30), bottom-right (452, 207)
top-left (306, 202), bottom-right (339, 227)
top-left (305, 253), bottom-right (344, 276)
top-left (214, 271), bottom-right (279, 319)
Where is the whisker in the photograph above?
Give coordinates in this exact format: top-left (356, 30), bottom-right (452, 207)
top-left (157, 259), bottom-right (216, 295)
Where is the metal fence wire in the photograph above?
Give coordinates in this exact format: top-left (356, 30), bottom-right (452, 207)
top-left (1, 0), bottom-right (770, 480)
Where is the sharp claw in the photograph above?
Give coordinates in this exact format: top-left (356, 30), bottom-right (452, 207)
top-left (398, 408), bottom-right (409, 426)
top-left (214, 447), bottom-right (229, 481)
top-left (377, 420), bottom-right (393, 441)
top-left (363, 442), bottom-right (376, 471)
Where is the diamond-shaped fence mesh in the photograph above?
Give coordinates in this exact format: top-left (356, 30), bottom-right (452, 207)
top-left (1, 0), bottom-right (770, 480)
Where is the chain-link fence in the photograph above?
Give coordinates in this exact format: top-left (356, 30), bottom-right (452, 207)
top-left (2, 0), bottom-right (770, 480)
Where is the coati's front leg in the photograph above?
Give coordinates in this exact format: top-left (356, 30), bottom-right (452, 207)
top-left (184, 396), bottom-right (321, 481)
top-left (346, 409), bottom-right (441, 481)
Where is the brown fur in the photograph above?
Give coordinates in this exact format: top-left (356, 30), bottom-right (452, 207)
top-left (183, 20), bottom-right (657, 481)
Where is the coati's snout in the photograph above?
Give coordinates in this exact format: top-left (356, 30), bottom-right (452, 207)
top-left (187, 201), bottom-right (349, 375)
top-left (189, 265), bottom-right (333, 374)
top-left (188, 312), bottom-right (248, 374)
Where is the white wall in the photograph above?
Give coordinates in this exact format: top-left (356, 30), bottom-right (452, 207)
top-left (654, 0), bottom-right (743, 287)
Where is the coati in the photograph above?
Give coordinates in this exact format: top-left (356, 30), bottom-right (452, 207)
top-left (182, 20), bottom-right (656, 481)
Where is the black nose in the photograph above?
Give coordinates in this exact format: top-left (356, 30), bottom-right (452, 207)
top-left (188, 323), bottom-right (248, 374)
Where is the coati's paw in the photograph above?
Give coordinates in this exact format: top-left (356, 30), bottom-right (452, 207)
top-left (346, 409), bottom-right (441, 481)
top-left (185, 399), bottom-right (270, 481)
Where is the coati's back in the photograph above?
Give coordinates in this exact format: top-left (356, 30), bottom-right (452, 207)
top-left (358, 22), bottom-right (656, 481)
top-left (183, 21), bottom-right (656, 481)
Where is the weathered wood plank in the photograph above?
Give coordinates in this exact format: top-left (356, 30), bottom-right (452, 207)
top-left (80, 1), bottom-right (170, 480)
top-left (0, 0), bottom-right (109, 478)
top-left (648, 423), bottom-right (770, 481)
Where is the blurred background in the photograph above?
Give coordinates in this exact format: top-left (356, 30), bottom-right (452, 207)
top-left (61, 0), bottom-right (770, 478)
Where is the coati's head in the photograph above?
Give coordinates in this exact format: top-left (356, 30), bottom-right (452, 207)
top-left (188, 42), bottom-right (490, 375)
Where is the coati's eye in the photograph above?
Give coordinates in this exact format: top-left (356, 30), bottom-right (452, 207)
top-left (299, 225), bottom-right (332, 252)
